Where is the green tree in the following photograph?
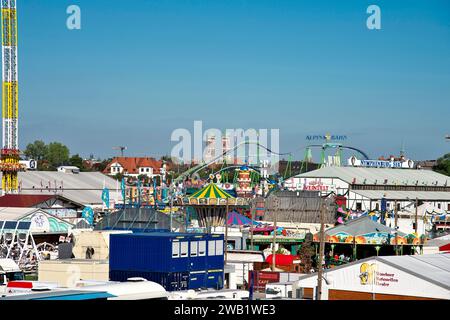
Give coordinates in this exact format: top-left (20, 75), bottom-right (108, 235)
top-left (69, 154), bottom-right (83, 169)
top-left (433, 153), bottom-right (450, 176)
top-left (24, 140), bottom-right (48, 160)
top-left (297, 237), bottom-right (316, 274)
top-left (45, 142), bottom-right (70, 168)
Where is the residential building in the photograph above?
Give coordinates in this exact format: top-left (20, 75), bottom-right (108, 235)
top-left (103, 157), bottom-right (163, 178)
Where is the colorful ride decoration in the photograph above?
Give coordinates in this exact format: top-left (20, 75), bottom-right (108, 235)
top-left (235, 165), bottom-right (253, 198)
top-left (227, 211), bottom-right (259, 226)
top-left (179, 182), bottom-right (249, 230)
top-left (405, 233), bottom-right (422, 245)
top-left (313, 217), bottom-right (410, 246)
top-left (390, 236), bottom-right (407, 245)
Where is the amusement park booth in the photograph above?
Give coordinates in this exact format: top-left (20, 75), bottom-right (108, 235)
top-left (287, 166), bottom-right (450, 224)
top-left (313, 216), bottom-right (423, 263)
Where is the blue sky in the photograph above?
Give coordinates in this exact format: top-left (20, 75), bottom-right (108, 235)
top-left (14, 0), bottom-right (450, 161)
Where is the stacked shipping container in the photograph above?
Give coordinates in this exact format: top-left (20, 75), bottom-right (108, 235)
top-left (109, 233), bottom-right (224, 291)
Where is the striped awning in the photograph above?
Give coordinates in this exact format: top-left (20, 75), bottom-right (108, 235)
top-left (189, 183), bottom-right (234, 199)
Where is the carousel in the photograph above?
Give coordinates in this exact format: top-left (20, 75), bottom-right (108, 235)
top-left (178, 175), bottom-right (249, 232)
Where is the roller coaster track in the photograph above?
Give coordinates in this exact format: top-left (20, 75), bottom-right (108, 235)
top-left (305, 144), bottom-right (370, 160)
top-left (173, 141), bottom-right (370, 184)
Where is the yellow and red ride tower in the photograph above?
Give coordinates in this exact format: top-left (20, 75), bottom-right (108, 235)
top-left (0, 0), bottom-right (22, 193)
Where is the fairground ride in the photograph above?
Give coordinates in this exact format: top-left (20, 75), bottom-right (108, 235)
top-left (0, 0), bottom-right (23, 194)
top-left (172, 140), bottom-right (291, 185)
top-left (299, 143), bottom-right (369, 173)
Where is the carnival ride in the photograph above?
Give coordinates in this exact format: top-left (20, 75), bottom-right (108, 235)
top-left (0, 220), bottom-right (42, 271)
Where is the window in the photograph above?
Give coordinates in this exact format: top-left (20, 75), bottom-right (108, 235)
top-left (356, 202), bottom-right (362, 211)
top-left (180, 242), bottom-right (188, 258)
top-left (397, 203), bottom-right (401, 211)
top-left (215, 240), bottom-right (224, 256)
top-left (172, 241), bottom-right (180, 258)
top-left (375, 203), bottom-right (379, 211)
top-left (198, 241), bottom-right (206, 256)
top-left (190, 241), bottom-right (198, 257)
top-left (146, 168), bottom-right (150, 172)
top-left (208, 240), bottom-right (216, 256)
top-left (437, 203), bottom-right (441, 209)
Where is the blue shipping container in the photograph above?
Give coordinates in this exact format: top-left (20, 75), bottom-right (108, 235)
top-left (188, 271), bottom-right (207, 290)
top-left (206, 234), bottom-right (225, 270)
top-left (109, 232), bottom-right (224, 273)
top-left (205, 270), bottom-right (224, 290)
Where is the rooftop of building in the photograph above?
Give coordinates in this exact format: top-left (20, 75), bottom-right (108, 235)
top-left (294, 166), bottom-right (450, 187)
top-left (0, 171), bottom-right (118, 206)
top-left (103, 157), bottom-right (163, 175)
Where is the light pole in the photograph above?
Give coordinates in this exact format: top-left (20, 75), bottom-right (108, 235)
top-left (271, 197), bottom-right (279, 271)
top-left (316, 199), bottom-right (326, 300)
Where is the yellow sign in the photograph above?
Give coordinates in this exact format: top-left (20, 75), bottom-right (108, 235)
top-left (359, 263), bottom-right (377, 285)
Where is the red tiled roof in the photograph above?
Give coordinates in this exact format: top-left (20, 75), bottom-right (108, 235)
top-left (0, 194), bottom-right (56, 207)
top-left (103, 157), bottom-right (163, 174)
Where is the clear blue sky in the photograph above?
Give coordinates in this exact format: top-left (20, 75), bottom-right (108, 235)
top-left (15, 0), bottom-right (450, 161)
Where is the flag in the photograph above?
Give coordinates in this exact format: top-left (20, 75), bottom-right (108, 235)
top-left (101, 188), bottom-right (110, 208)
top-left (82, 206), bottom-right (94, 225)
top-left (136, 180), bottom-right (142, 206)
top-left (121, 178), bottom-right (126, 203)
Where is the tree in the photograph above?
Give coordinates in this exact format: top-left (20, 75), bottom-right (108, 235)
top-left (297, 237), bottom-right (316, 274)
top-left (45, 142), bottom-right (70, 168)
top-left (433, 153), bottom-right (450, 176)
top-left (69, 154), bottom-right (83, 169)
top-left (24, 140), bottom-right (48, 160)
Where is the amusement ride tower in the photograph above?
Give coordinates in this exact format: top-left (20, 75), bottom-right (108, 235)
top-left (0, 0), bottom-right (22, 194)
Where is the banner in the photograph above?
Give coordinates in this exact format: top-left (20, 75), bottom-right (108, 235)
top-left (82, 206), bottom-right (94, 225)
top-left (101, 187), bottom-right (110, 208)
top-left (121, 178), bottom-right (126, 203)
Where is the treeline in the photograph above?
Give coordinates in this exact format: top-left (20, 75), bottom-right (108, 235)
top-left (434, 153), bottom-right (450, 176)
top-left (23, 140), bottom-right (109, 171)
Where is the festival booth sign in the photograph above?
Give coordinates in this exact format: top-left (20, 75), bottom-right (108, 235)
top-left (26, 211), bottom-right (73, 234)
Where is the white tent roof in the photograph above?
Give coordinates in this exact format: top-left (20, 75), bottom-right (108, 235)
top-left (0, 171), bottom-right (120, 206)
top-left (296, 253), bottom-right (450, 291)
top-left (295, 166), bottom-right (450, 187)
top-left (378, 254), bottom-right (450, 290)
top-left (0, 207), bottom-right (44, 221)
top-left (352, 190), bottom-right (450, 201)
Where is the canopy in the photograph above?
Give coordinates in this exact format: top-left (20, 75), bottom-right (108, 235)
top-left (189, 183), bottom-right (234, 199)
top-left (227, 211), bottom-right (258, 226)
top-left (265, 254), bottom-right (295, 266)
top-left (313, 216), bottom-right (413, 245)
